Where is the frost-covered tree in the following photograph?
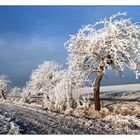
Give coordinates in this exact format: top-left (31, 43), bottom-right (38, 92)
top-left (24, 60), bottom-right (88, 110)
top-left (65, 12), bottom-right (140, 111)
top-left (26, 61), bottom-right (62, 96)
top-left (0, 75), bottom-right (10, 100)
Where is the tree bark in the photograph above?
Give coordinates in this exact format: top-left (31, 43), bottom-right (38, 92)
top-left (93, 72), bottom-right (103, 111)
top-left (1, 90), bottom-right (6, 100)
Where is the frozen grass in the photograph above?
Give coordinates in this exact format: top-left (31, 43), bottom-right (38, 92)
top-left (103, 114), bottom-right (140, 134)
top-left (104, 114), bottom-right (140, 127)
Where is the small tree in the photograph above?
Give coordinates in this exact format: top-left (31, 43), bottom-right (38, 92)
top-left (65, 12), bottom-right (140, 111)
top-left (25, 61), bottom-right (62, 97)
top-left (0, 75), bottom-right (10, 100)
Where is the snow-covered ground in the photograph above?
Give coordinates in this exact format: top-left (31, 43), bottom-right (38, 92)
top-left (0, 102), bottom-right (140, 134)
top-left (101, 83), bottom-right (140, 93)
top-left (0, 83), bottom-right (140, 134)
top-left (78, 83), bottom-right (140, 95)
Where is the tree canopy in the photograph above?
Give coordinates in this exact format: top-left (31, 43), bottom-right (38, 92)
top-left (65, 12), bottom-right (140, 78)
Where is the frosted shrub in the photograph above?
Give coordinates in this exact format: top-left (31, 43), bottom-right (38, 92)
top-left (53, 70), bottom-right (88, 111)
top-left (22, 61), bottom-right (89, 112)
top-left (9, 87), bottom-right (22, 102)
top-left (0, 75), bottom-right (10, 99)
top-left (28, 61), bottom-right (62, 95)
top-left (104, 114), bottom-right (140, 128)
top-left (43, 89), bottom-right (56, 110)
top-left (10, 87), bottom-right (21, 96)
top-left (24, 60), bottom-right (89, 111)
top-left (21, 85), bottom-right (32, 103)
top-left (0, 75), bottom-right (10, 92)
top-left (22, 61), bottom-right (63, 106)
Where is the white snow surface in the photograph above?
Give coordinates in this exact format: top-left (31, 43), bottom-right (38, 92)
top-left (78, 83), bottom-right (140, 95)
top-left (0, 102), bottom-right (140, 134)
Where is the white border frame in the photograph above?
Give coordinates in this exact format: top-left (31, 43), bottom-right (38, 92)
top-left (0, 0), bottom-right (140, 5)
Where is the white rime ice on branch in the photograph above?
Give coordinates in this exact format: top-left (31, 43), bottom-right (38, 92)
top-left (21, 61), bottom-right (62, 103)
top-left (53, 70), bottom-right (88, 110)
top-left (27, 61), bottom-right (62, 95)
top-left (22, 61), bottom-right (61, 102)
top-left (65, 12), bottom-right (140, 78)
top-left (22, 60), bottom-right (88, 110)
top-left (10, 87), bottom-right (21, 96)
top-left (0, 75), bottom-right (10, 94)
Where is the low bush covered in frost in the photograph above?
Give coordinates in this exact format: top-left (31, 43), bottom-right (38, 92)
top-left (0, 75), bottom-right (10, 99)
top-left (20, 61), bottom-right (89, 112)
top-left (104, 114), bottom-right (140, 129)
top-left (47, 70), bottom-right (88, 111)
top-left (10, 87), bottom-right (21, 97)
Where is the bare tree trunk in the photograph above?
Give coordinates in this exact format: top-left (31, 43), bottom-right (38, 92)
top-left (93, 69), bottom-right (103, 111)
top-left (1, 90), bottom-right (6, 100)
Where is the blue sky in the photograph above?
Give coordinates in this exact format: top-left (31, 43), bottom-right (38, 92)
top-left (0, 6), bottom-right (140, 87)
